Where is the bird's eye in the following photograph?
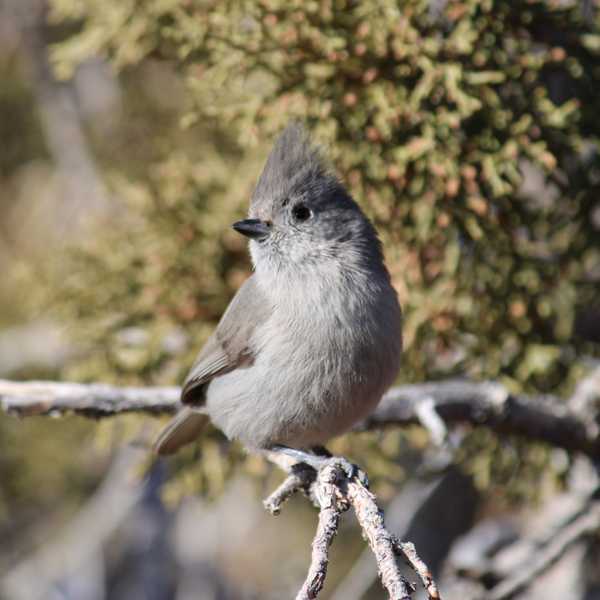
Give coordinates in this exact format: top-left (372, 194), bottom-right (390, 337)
top-left (281, 197), bottom-right (290, 207)
top-left (292, 204), bottom-right (312, 222)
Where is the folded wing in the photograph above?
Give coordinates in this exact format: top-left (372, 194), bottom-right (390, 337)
top-left (154, 276), bottom-right (269, 455)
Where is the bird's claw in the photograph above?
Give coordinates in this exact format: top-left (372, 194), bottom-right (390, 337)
top-left (270, 445), bottom-right (369, 487)
top-left (328, 457), bottom-right (369, 487)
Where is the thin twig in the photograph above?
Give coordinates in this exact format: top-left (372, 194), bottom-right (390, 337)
top-left (263, 455), bottom-right (436, 600)
top-left (329, 477), bottom-right (446, 600)
top-left (346, 480), bottom-right (414, 600)
top-left (296, 463), bottom-right (348, 600)
top-left (264, 465), bottom-right (316, 515)
top-left (414, 396), bottom-right (448, 446)
top-left (395, 540), bottom-right (442, 600)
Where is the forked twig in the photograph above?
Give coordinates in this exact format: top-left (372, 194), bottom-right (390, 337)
top-left (264, 456), bottom-right (439, 600)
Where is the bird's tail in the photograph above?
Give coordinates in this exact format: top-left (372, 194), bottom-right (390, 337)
top-left (153, 407), bottom-right (209, 455)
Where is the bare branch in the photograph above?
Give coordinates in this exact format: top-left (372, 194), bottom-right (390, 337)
top-left (395, 541), bottom-right (442, 600)
top-left (7, 376), bottom-right (597, 597)
top-left (0, 379), bottom-right (179, 417)
top-left (414, 396), bottom-right (448, 446)
top-left (365, 380), bottom-right (600, 459)
top-left (346, 479), bottom-right (414, 600)
top-left (263, 465), bottom-right (316, 515)
top-left (263, 455), bottom-right (435, 600)
top-left (2, 378), bottom-right (599, 459)
top-left (329, 476), bottom-right (450, 600)
top-left (296, 463), bottom-right (349, 600)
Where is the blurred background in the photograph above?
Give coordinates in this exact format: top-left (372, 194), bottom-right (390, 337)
top-left (0, 0), bottom-right (599, 598)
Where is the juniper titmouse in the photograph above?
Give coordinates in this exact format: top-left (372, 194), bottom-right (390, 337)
top-left (155, 124), bottom-right (402, 459)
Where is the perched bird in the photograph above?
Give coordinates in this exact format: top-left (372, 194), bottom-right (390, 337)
top-left (154, 123), bottom-right (402, 466)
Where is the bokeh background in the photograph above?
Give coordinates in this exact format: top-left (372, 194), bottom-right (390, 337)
top-left (1, 0), bottom-right (599, 598)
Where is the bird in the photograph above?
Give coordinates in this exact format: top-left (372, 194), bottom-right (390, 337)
top-left (154, 123), bottom-right (402, 469)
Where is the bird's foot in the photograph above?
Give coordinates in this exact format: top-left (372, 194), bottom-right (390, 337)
top-left (270, 445), bottom-right (369, 487)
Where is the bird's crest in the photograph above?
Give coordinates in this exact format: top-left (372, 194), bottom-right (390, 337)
top-left (251, 123), bottom-right (329, 206)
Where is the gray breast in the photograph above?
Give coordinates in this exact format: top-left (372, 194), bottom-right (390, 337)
top-left (204, 271), bottom-right (401, 449)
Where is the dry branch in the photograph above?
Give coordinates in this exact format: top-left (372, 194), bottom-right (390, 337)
top-left (346, 478), bottom-right (415, 600)
top-left (329, 476), bottom-right (450, 600)
top-left (264, 457), bottom-right (425, 600)
top-left (395, 541), bottom-right (441, 600)
top-left (2, 378), bottom-right (599, 459)
top-left (0, 379), bottom-right (179, 417)
top-left (365, 380), bottom-right (600, 459)
top-left (264, 464), bottom-right (315, 515)
top-left (295, 463), bottom-right (348, 600)
top-left (3, 375), bottom-right (599, 598)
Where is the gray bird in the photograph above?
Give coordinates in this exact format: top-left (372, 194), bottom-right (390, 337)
top-left (154, 124), bottom-right (402, 465)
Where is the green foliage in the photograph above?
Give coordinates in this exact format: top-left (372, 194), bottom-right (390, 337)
top-left (41, 0), bottom-right (600, 498)
top-left (50, 0), bottom-right (599, 393)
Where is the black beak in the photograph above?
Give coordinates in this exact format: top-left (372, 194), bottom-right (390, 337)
top-left (232, 219), bottom-right (271, 240)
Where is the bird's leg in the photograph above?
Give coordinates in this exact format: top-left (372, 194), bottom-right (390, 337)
top-left (270, 445), bottom-right (368, 487)
top-left (311, 446), bottom-right (369, 487)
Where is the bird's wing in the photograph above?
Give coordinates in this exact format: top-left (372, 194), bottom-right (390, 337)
top-left (154, 276), bottom-right (269, 455)
top-left (181, 275), bottom-right (269, 405)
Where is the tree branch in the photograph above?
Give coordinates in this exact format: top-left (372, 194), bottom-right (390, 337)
top-left (346, 477), bottom-right (415, 599)
top-left (263, 457), bottom-right (426, 600)
top-left (364, 380), bottom-right (600, 459)
top-left (263, 463), bottom-right (315, 515)
top-left (0, 379), bottom-right (179, 417)
top-left (295, 463), bottom-right (348, 600)
top-left (329, 474), bottom-right (459, 600)
top-left (395, 541), bottom-right (441, 600)
top-left (3, 375), bottom-right (599, 597)
top-left (2, 378), bottom-right (598, 458)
